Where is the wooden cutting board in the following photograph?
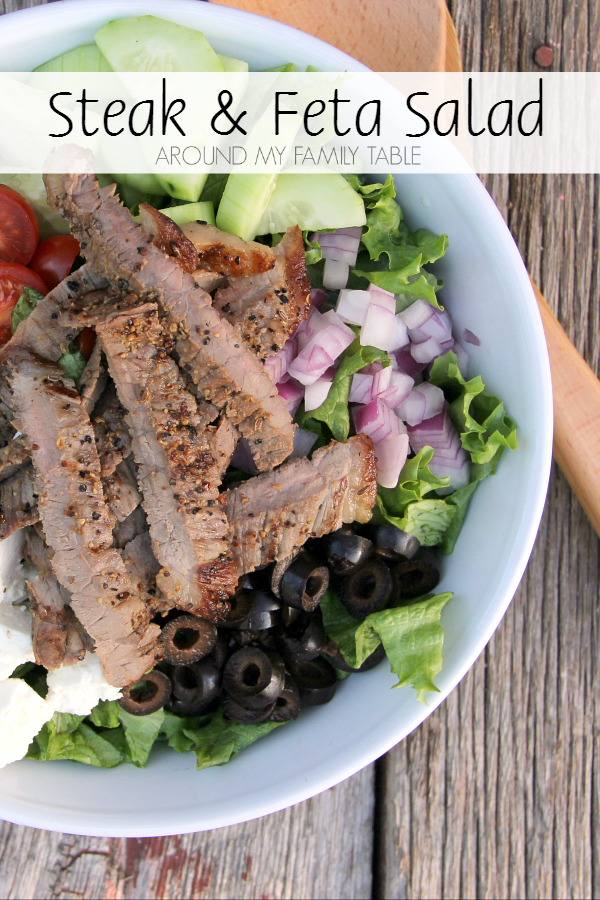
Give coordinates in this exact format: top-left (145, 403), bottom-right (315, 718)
top-left (211, 0), bottom-right (600, 537)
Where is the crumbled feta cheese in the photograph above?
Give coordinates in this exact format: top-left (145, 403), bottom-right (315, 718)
top-left (46, 653), bottom-right (121, 716)
top-left (0, 602), bottom-right (35, 681)
top-left (0, 678), bottom-right (53, 769)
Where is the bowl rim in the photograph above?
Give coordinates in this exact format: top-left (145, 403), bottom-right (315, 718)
top-left (0, 0), bottom-right (553, 837)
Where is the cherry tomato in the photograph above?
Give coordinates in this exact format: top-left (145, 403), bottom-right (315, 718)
top-left (75, 327), bottom-right (96, 362)
top-left (29, 234), bottom-right (80, 291)
top-left (0, 263), bottom-right (48, 345)
top-left (0, 185), bottom-right (39, 266)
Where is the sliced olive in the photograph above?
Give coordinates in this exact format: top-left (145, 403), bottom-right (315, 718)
top-left (270, 673), bottom-right (301, 722)
top-left (160, 615), bottom-right (217, 664)
top-left (271, 552), bottom-right (299, 599)
top-left (169, 660), bottom-right (221, 715)
top-left (370, 524), bottom-right (420, 562)
top-left (280, 551), bottom-right (329, 612)
top-left (281, 604), bottom-right (302, 628)
top-left (276, 609), bottom-right (326, 662)
top-left (288, 657), bottom-right (337, 706)
top-left (223, 646), bottom-right (285, 709)
top-left (204, 631), bottom-right (229, 671)
top-left (119, 669), bottom-right (171, 716)
top-left (324, 528), bottom-right (373, 575)
top-left (340, 559), bottom-right (392, 620)
top-left (238, 590), bottom-right (281, 631)
top-left (218, 590), bottom-right (254, 629)
top-left (321, 638), bottom-right (386, 673)
top-left (222, 693), bottom-right (276, 724)
top-left (392, 559), bottom-right (440, 600)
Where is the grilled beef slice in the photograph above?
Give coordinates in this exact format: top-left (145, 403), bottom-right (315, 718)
top-left (4, 348), bottom-right (160, 687)
top-left (79, 339), bottom-right (107, 415)
top-left (28, 572), bottom-right (88, 669)
top-left (44, 170), bottom-right (295, 470)
top-left (102, 457), bottom-right (141, 523)
top-left (95, 303), bottom-right (237, 618)
top-left (225, 434), bottom-right (377, 574)
top-left (92, 382), bottom-right (132, 476)
top-left (214, 226), bottom-right (311, 360)
top-left (0, 465), bottom-right (39, 539)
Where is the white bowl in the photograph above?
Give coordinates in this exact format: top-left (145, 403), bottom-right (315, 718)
top-left (0, 0), bottom-right (553, 836)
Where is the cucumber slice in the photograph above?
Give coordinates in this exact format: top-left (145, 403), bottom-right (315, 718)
top-left (216, 174), bottom-right (278, 241)
top-left (95, 16), bottom-right (225, 72)
top-left (263, 63), bottom-right (298, 72)
top-left (160, 201), bottom-right (215, 227)
top-left (218, 53), bottom-right (249, 73)
top-left (113, 172), bottom-right (166, 197)
top-left (34, 43), bottom-right (113, 72)
top-left (255, 174), bottom-right (367, 235)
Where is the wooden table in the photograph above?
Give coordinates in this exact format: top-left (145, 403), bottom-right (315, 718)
top-left (0, 1), bottom-right (598, 897)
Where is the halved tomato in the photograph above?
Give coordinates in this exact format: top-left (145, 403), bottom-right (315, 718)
top-left (0, 263), bottom-right (48, 345)
top-left (0, 185), bottom-right (39, 266)
top-left (29, 234), bottom-right (80, 291)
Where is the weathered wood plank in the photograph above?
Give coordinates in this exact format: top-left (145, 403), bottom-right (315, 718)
top-left (377, 2), bottom-right (600, 898)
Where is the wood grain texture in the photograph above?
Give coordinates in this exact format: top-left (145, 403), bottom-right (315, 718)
top-left (209, 0), bottom-right (447, 72)
top-left (0, 1), bottom-right (599, 899)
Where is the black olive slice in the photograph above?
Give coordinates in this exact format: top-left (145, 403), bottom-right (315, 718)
top-left (238, 590), bottom-right (281, 631)
top-left (204, 631), bottom-right (229, 671)
top-left (160, 615), bottom-right (217, 664)
top-left (223, 647), bottom-right (285, 709)
top-left (270, 674), bottom-right (301, 722)
top-left (280, 551), bottom-right (329, 612)
top-left (170, 660), bottom-right (221, 713)
top-left (281, 604), bottom-right (302, 628)
top-left (340, 559), bottom-right (392, 620)
top-left (222, 693), bottom-right (276, 724)
top-left (119, 669), bottom-right (171, 716)
top-left (370, 524), bottom-right (420, 562)
top-left (288, 657), bottom-right (337, 706)
top-left (276, 609), bottom-right (326, 662)
top-left (321, 638), bottom-right (386, 673)
top-left (271, 552), bottom-right (299, 599)
top-left (324, 529), bottom-right (373, 575)
top-left (218, 590), bottom-right (254, 629)
top-left (392, 559), bottom-right (440, 600)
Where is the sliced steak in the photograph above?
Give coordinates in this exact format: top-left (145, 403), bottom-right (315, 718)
top-left (0, 433), bottom-right (29, 483)
top-left (28, 572), bottom-right (87, 670)
top-left (113, 504), bottom-right (148, 549)
top-left (102, 457), bottom-right (141, 523)
top-left (79, 339), bottom-right (107, 414)
top-left (3, 348), bottom-right (160, 687)
top-left (0, 465), bottom-right (39, 539)
top-left (95, 303), bottom-right (237, 618)
top-left (23, 523), bottom-right (52, 574)
top-left (225, 434), bottom-right (377, 575)
top-left (92, 382), bottom-right (132, 476)
top-left (45, 170), bottom-right (295, 471)
top-left (214, 226), bottom-right (311, 359)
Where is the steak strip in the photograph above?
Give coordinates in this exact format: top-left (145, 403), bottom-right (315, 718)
top-left (28, 572), bottom-right (88, 670)
top-left (3, 348), bottom-right (160, 687)
top-left (95, 302), bottom-right (237, 618)
top-left (44, 167), bottom-right (295, 471)
top-left (225, 434), bottom-right (377, 575)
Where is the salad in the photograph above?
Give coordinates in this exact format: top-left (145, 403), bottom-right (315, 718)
top-left (0, 16), bottom-right (517, 772)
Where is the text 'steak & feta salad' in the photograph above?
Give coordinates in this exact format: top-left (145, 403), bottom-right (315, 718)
top-left (0, 16), bottom-right (516, 771)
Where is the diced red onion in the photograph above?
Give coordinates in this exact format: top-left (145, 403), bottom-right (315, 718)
top-left (367, 283), bottom-right (396, 314)
top-left (263, 337), bottom-right (297, 384)
top-left (310, 288), bottom-right (328, 310)
top-left (320, 309), bottom-right (355, 338)
top-left (277, 378), bottom-right (304, 417)
top-left (372, 365), bottom-right (392, 396)
top-left (399, 298), bottom-right (435, 330)
top-left (231, 437), bottom-right (259, 475)
top-left (389, 315), bottom-right (410, 351)
top-left (396, 382), bottom-right (445, 426)
top-left (305, 377), bottom-right (333, 411)
top-left (407, 407), bottom-right (470, 490)
top-left (360, 304), bottom-right (396, 351)
top-left (311, 227), bottom-right (362, 266)
top-left (354, 398), bottom-right (402, 444)
top-left (349, 372), bottom-right (373, 404)
top-left (409, 309), bottom-right (453, 344)
top-left (440, 337), bottom-right (455, 352)
top-left (411, 336), bottom-right (442, 364)
top-left (377, 371), bottom-right (414, 408)
top-left (360, 361), bottom-right (383, 376)
top-left (392, 348), bottom-right (427, 378)
top-left (290, 427), bottom-right (319, 459)
top-left (454, 342), bottom-right (469, 374)
top-left (336, 289), bottom-right (371, 326)
top-left (418, 383), bottom-right (445, 420)
top-left (288, 323), bottom-right (354, 385)
top-left (463, 328), bottom-right (480, 346)
top-left (374, 432), bottom-right (410, 489)
top-left (323, 258), bottom-right (349, 290)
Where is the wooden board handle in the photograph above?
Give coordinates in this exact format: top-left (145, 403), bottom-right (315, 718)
top-left (533, 282), bottom-right (600, 534)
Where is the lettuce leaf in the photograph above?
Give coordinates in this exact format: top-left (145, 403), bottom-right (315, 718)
top-left (27, 713), bottom-right (124, 768)
top-left (296, 337), bottom-right (390, 442)
top-left (11, 286), bottom-right (87, 383)
top-left (117, 708), bottom-right (165, 768)
top-left (348, 175), bottom-right (447, 308)
top-left (193, 710), bottom-right (283, 771)
top-left (90, 699), bottom-right (120, 729)
top-left (320, 589), bottom-right (453, 703)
